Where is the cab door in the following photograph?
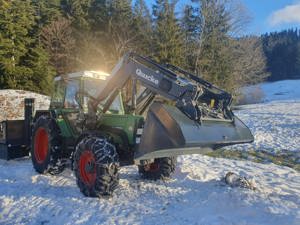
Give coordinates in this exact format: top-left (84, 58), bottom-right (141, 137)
top-left (61, 79), bottom-right (82, 137)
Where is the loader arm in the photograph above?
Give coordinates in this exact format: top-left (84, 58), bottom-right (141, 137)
top-left (92, 52), bottom-right (233, 122)
top-left (90, 52), bottom-right (253, 160)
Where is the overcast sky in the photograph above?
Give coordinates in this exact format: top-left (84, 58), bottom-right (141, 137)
top-left (146, 0), bottom-right (300, 35)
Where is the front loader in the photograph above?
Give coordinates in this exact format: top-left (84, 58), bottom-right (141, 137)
top-left (30, 53), bottom-right (254, 197)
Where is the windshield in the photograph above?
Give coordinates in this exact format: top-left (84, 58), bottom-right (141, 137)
top-left (84, 79), bottom-right (124, 114)
top-left (85, 79), bottom-right (106, 98)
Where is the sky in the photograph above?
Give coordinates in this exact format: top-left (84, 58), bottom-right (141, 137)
top-left (146, 0), bottom-right (300, 35)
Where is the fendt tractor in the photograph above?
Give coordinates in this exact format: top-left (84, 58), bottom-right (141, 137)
top-left (0, 53), bottom-right (253, 197)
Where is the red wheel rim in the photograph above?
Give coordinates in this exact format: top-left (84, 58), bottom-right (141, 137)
top-left (34, 128), bottom-right (49, 163)
top-left (79, 150), bottom-right (96, 186)
top-left (148, 162), bottom-right (160, 172)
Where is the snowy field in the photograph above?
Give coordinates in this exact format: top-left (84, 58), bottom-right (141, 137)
top-left (230, 100), bottom-right (300, 154)
top-left (0, 156), bottom-right (299, 225)
top-left (233, 80), bottom-right (300, 156)
top-left (241, 79), bottom-right (300, 104)
top-left (0, 80), bottom-right (299, 225)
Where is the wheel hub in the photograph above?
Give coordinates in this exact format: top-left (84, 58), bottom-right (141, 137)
top-left (85, 161), bottom-right (95, 173)
top-left (144, 162), bottom-right (160, 172)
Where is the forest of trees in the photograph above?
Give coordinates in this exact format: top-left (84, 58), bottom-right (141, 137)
top-left (0, 0), bottom-right (298, 97)
top-left (262, 29), bottom-right (300, 81)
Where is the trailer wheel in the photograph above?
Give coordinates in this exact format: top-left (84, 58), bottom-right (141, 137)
top-left (31, 116), bottom-right (64, 174)
top-left (138, 157), bottom-right (177, 180)
top-left (74, 136), bottom-right (119, 197)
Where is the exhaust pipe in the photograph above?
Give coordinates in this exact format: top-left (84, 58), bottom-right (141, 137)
top-left (24, 98), bottom-right (35, 146)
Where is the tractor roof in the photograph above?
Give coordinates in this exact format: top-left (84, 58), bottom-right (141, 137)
top-left (54, 71), bottom-right (110, 81)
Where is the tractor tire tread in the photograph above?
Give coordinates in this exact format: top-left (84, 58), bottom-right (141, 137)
top-left (74, 136), bottom-right (119, 197)
top-left (31, 116), bottom-right (64, 174)
top-left (138, 157), bottom-right (177, 180)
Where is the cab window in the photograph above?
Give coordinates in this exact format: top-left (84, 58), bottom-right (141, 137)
top-left (64, 80), bottom-right (80, 109)
top-left (83, 79), bottom-right (124, 114)
top-left (51, 81), bottom-right (64, 108)
top-left (108, 93), bottom-right (124, 114)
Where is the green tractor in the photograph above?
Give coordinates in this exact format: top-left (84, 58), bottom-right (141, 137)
top-left (31, 53), bottom-right (253, 197)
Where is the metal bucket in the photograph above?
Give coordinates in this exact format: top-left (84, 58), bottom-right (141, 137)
top-left (134, 102), bottom-right (254, 160)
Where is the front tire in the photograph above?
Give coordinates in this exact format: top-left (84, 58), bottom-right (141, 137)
top-left (74, 136), bottom-right (119, 197)
top-left (31, 116), bottom-right (64, 174)
top-left (138, 157), bottom-right (177, 180)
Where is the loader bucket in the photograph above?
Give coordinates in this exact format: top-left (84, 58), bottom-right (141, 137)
top-left (134, 102), bottom-right (254, 161)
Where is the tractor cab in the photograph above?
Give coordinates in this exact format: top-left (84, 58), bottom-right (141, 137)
top-left (48, 71), bottom-right (135, 142)
top-left (50, 71), bottom-right (125, 115)
top-left (47, 71), bottom-right (144, 161)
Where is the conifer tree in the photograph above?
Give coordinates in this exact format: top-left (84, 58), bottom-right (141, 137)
top-left (0, 0), bottom-right (55, 94)
top-left (297, 41), bottom-right (300, 76)
top-left (61, 0), bottom-right (92, 30)
top-left (181, 4), bottom-right (201, 71)
top-left (0, 0), bottom-right (34, 88)
top-left (133, 0), bottom-right (153, 55)
top-left (262, 29), bottom-right (300, 81)
top-left (31, 0), bottom-right (62, 26)
top-left (22, 46), bottom-right (55, 94)
top-left (105, 0), bottom-right (137, 61)
top-left (152, 0), bottom-right (184, 66)
top-left (89, 0), bottom-right (108, 31)
top-left (196, 0), bottom-right (234, 91)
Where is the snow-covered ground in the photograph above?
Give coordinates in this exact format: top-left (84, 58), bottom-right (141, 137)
top-left (235, 80), bottom-right (300, 154)
top-left (0, 80), bottom-right (299, 225)
top-left (259, 80), bottom-right (300, 102)
top-left (242, 79), bottom-right (300, 103)
top-left (231, 100), bottom-right (300, 154)
top-left (0, 156), bottom-right (299, 225)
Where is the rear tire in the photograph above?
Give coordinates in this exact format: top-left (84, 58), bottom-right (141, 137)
top-left (138, 157), bottom-right (177, 180)
top-left (31, 116), bottom-right (64, 174)
top-left (73, 136), bottom-right (119, 197)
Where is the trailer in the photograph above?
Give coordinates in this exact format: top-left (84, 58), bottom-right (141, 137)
top-left (0, 98), bottom-right (34, 160)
